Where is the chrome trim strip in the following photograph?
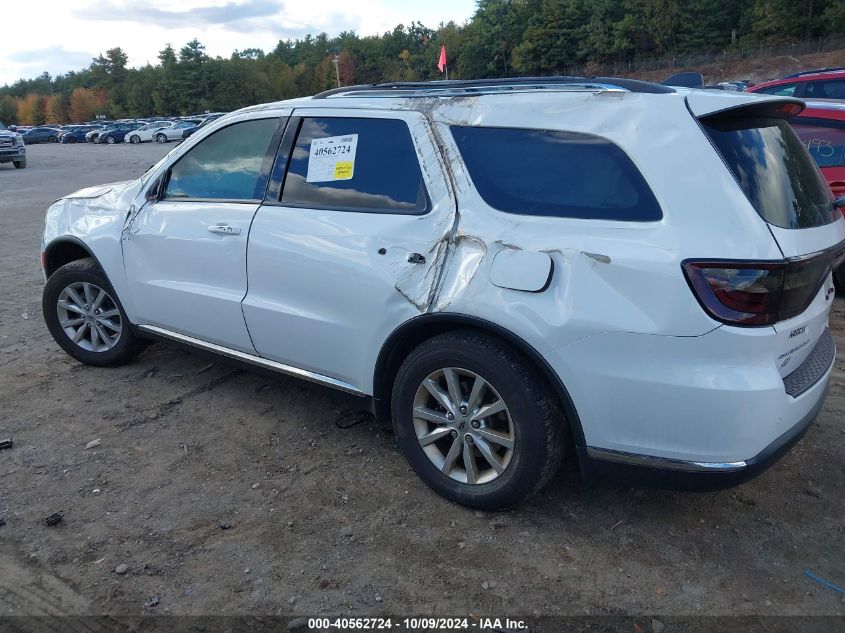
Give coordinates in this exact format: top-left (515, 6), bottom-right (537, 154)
top-left (586, 447), bottom-right (747, 472)
top-left (137, 324), bottom-right (364, 395)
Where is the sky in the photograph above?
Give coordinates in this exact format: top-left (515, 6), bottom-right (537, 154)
top-left (0, 0), bottom-right (477, 86)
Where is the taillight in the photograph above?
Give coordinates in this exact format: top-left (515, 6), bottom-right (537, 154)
top-left (683, 251), bottom-right (841, 327)
top-left (683, 262), bottom-right (784, 325)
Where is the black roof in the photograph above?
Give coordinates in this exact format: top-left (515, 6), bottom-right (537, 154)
top-left (314, 76), bottom-right (675, 99)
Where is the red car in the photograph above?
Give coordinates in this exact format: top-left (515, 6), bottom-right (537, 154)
top-left (790, 100), bottom-right (845, 287)
top-left (747, 67), bottom-right (845, 99)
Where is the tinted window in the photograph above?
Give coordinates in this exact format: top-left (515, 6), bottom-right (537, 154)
top-left (451, 126), bottom-right (662, 221)
top-left (755, 83), bottom-right (798, 96)
top-left (804, 80), bottom-right (845, 100)
top-left (164, 118), bottom-right (277, 201)
top-left (281, 117), bottom-right (427, 213)
top-left (791, 117), bottom-right (845, 168)
top-left (702, 116), bottom-right (836, 228)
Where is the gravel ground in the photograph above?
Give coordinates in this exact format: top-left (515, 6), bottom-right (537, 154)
top-left (1, 142), bottom-right (844, 618)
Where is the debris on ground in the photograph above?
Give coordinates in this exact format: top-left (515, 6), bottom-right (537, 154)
top-left (0, 518), bottom-right (6, 527)
top-left (84, 438), bottom-right (101, 450)
top-left (43, 512), bottom-right (63, 526)
top-left (219, 522), bottom-right (233, 530)
top-left (114, 563), bottom-right (129, 575)
top-left (144, 596), bottom-right (160, 608)
top-left (195, 362), bottom-right (215, 375)
top-left (334, 410), bottom-right (373, 429)
top-left (0, 438), bottom-right (12, 450)
top-left (804, 569), bottom-right (845, 595)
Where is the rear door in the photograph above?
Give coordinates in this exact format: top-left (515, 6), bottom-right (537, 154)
top-left (242, 109), bottom-right (455, 390)
top-left (123, 115), bottom-right (285, 352)
top-left (692, 95), bottom-right (845, 376)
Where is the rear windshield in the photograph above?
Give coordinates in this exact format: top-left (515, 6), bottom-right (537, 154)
top-left (701, 116), bottom-right (836, 228)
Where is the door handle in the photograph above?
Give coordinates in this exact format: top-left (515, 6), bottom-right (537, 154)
top-left (208, 224), bottom-right (241, 235)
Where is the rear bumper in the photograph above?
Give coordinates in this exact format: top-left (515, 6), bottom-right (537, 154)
top-left (577, 375), bottom-right (828, 491)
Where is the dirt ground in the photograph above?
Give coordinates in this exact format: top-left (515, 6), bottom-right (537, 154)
top-left (0, 142), bottom-right (844, 619)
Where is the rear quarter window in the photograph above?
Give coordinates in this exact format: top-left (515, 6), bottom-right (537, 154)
top-left (450, 126), bottom-right (662, 221)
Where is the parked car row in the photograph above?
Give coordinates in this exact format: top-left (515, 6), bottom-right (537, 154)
top-left (3, 113), bottom-right (228, 147)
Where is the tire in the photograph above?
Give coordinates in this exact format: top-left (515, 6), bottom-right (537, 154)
top-left (92, 137), bottom-right (100, 144)
top-left (392, 329), bottom-right (565, 510)
top-left (49, 136), bottom-right (58, 143)
top-left (68, 136), bottom-right (78, 144)
top-left (155, 133), bottom-right (168, 144)
top-left (835, 265), bottom-right (845, 294)
top-left (13, 159), bottom-right (26, 169)
top-left (129, 135), bottom-right (140, 144)
top-left (105, 135), bottom-right (116, 144)
top-left (43, 258), bottom-right (146, 367)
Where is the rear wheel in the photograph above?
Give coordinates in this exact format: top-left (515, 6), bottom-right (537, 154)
top-left (155, 133), bottom-right (167, 143)
top-left (835, 265), bottom-right (845, 294)
top-left (13, 159), bottom-right (26, 169)
top-left (68, 136), bottom-right (78, 143)
top-left (129, 135), bottom-right (140, 144)
top-left (392, 330), bottom-right (565, 509)
top-left (43, 258), bottom-right (145, 367)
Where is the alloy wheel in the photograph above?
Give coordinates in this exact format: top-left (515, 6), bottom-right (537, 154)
top-left (412, 367), bottom-right (514, 485)
top-left (56, 282), bottom-right (122, 352)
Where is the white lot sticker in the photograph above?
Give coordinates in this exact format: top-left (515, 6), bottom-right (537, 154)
top-left (306, 134), bottom-right (358, 183)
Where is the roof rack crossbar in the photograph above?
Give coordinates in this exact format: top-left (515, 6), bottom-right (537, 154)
top-left (313, 76), bottom-right (674, 99)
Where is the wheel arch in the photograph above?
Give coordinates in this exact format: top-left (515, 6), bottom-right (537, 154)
top-left (372, 313), bottom-right (586, 447)
top-left (43, 237), bottom-right (101, 278)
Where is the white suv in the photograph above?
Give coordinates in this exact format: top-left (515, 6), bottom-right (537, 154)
top-left (40, 78), bottom-right (845, 509)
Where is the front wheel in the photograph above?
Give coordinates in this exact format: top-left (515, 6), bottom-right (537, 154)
top-left (68, 136), bottom-right (78, 143)
top-left (48, 136), bottom-right (58, 143)
top-left (13, 159), bottom-right (26, 169)
top-left (43, 258), bottom-right (146, 367)
top-left (835, 265), bottom-right (845, 294)
top-left (105, 135), bottom-right (116, 144)
top-left (392, 330), bottom-right (565, 510)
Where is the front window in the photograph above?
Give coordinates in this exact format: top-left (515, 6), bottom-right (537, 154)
top-left (755, 83), bottom-right (798, 96)
top-left (702, 115), bottom-right (837, 228)
top-left (163, 118), bottom-right (278, 201)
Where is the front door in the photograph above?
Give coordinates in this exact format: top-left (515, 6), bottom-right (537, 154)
top-left (123, 115), bottom-right (285, 352)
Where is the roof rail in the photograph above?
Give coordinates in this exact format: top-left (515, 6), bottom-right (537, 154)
top-left (781, 66), bottom-right (845, 79)
top-left (313, 76), bottom-right (675, 99)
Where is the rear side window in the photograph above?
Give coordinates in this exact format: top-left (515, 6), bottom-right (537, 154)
top-left (701, 116), bottom-right (836, 228)
top-left (164, 118), bottom-right (277, 201)
top-left (281, 117), bottom-right (428, 213)
top-left (791, 117), bottom-right (845, 168)
top-left (804, 80), bottom-right (845, 100)
top-left (450, 126), bottom-right (662, 221)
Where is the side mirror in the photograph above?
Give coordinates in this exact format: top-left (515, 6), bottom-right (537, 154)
top-left (146, 175), bottom-right (163, 201)
top-left (834, 196), bottom-right (845, 210)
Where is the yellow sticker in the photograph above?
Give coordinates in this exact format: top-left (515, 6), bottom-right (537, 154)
top-left (334, 161), bottom-right (354, 180)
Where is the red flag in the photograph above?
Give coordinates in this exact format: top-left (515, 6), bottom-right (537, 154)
top-left (438, 45), bottom-right (447, 73)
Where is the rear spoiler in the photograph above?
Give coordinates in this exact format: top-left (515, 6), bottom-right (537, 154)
top-left (686, 92), bottom-right (805, 119)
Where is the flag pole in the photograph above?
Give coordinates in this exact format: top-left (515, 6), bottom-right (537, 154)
top-left (445, 64), bottom-right (448, 81)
